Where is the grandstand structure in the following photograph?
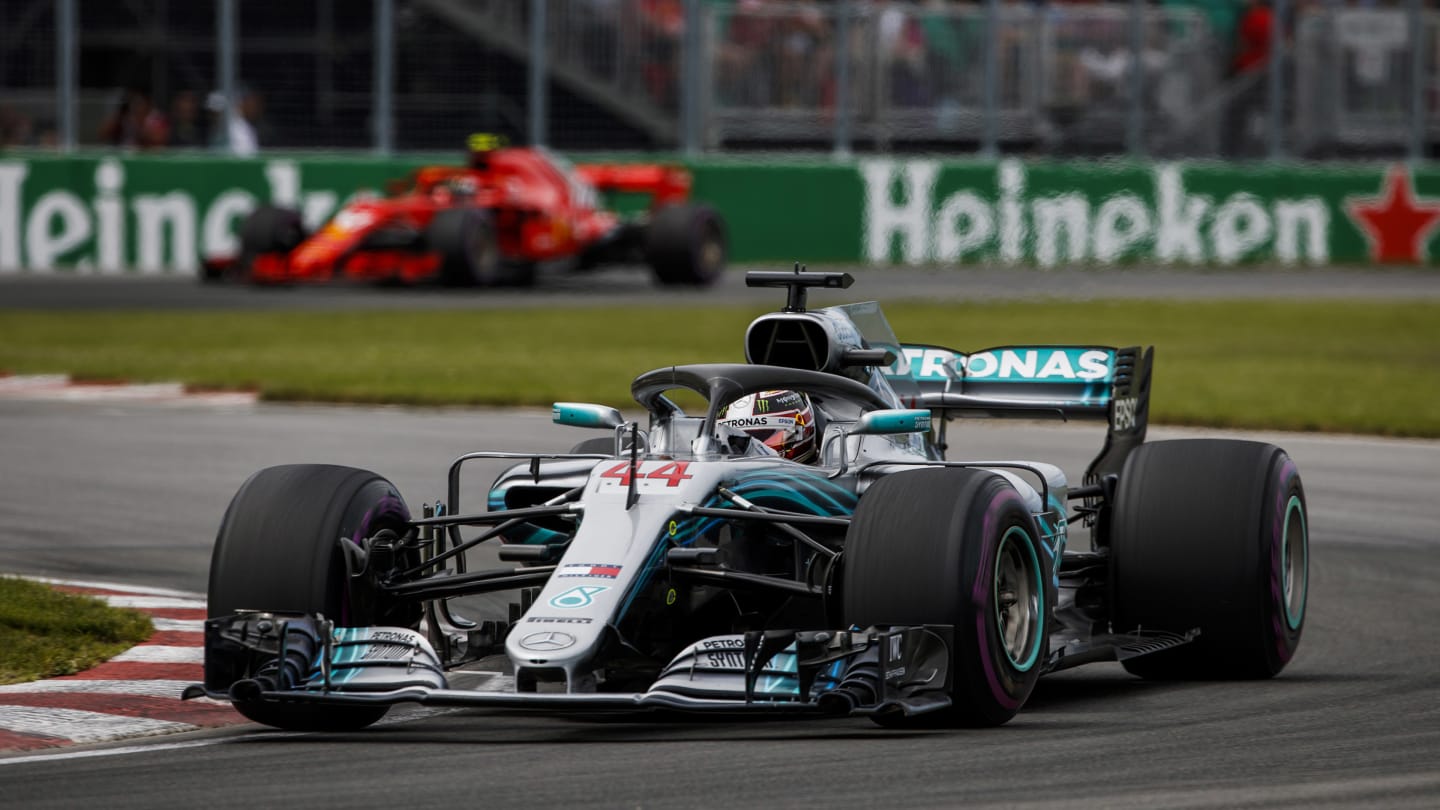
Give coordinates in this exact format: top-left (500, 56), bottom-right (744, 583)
top-left (0, 0), bottom-right (1433, 157)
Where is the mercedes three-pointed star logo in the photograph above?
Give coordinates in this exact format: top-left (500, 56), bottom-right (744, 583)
top-left (520, 631), bottom-right (576, 652)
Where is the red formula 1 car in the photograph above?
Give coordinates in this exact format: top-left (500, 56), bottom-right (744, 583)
top-left (204, 140), bottom-right (726, 287)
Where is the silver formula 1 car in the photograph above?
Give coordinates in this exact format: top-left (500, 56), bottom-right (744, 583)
top-left (188, 269), bottom-right (1309, 730)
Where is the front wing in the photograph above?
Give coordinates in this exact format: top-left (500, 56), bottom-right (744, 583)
top-left (186, 612), bottom-right (956, 719)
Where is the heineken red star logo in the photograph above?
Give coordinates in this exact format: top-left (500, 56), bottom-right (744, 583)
top-left (1345, 165), bottom-right (1440, 263)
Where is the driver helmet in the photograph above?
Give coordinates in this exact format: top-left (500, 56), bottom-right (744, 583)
top-left (717, 390), bottom-right (818, 464)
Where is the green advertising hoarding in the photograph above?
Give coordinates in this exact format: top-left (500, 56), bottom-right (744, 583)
top-left (701, 158), bottom-right (1439, 267)
top-left (0, 153), bottom-right (1434, 273)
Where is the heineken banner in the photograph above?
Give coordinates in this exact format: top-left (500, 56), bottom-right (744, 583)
top-left (0, 154), bottom-right (1436, 272)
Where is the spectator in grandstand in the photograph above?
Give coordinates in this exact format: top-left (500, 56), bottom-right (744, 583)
top-left (0, 105), bottom-right (36, 149)
top-left (167, 89), bottom-right (208, 149)
top-left (715, 0), bottom-right (773, 107)
top-left (641, 0), bottom-right (684, 109)
top-left (877, 0), bottom-right (931, 108)
top-left (98, 88), bottom-right (169, 150)
top-left (1163, 0), bottom-right (1240, 68)
top-left (1224, 0), bottom-right (1273, 156)
top-left (208, 86), bottom-right (270, 156)
top-left (776, 0), bottom-right (830, 108)
top-left (1232, 0), bottom-right (1273, 75)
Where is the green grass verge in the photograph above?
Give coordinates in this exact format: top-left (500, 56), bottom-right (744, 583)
top-left (0, 577), bottom-right (155, 685)
top-left (1, 299), bottom-right (1437, 436)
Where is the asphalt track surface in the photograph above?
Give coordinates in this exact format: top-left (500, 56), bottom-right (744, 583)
top-left (1, 267), bottom-right (1438, 807)
top-left (0, 396), bottom-right (1437, 808)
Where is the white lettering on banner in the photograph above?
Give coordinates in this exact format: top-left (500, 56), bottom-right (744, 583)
top-left (1032, 193), bottom-right (1089, 267)
top-left (1155, 165), bottom-right (1210, 263)
top-left (1274, 198), bottom-right (1330, 264)
top-left (861, 159), bottom-right (938, 264)
top-left (302, 191), bottom-right (339, 231)
top-left (265, 160), bottom-right (300, 207)
top-left (935, 190), bottom-right (992, 261)
top-left (857, 161), bottom-right (1331, 266)
top-left (1093, 193), bottom-right (1151, 262)
top-left (133, 193), bottom-right (197, 273)
top-left (202, 190), bottom-right (258, 258)
top-left (0, 162), bottom-right (26, 272)
top-left (998, 160), bottom-right (1026, 262)
top-left (94, 160), bottom-right (125, 274)
top-left (26, 191), bottom-right (90, 271)
top-left (0, 158), bottom-right (354, 274)
top-left (1211, 194), bottom-right (1271, 265)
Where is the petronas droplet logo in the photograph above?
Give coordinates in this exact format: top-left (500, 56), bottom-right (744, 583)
top-left (550, 585), bottom-right (608, 609)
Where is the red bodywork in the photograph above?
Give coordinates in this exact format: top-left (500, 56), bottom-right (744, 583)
top-left (244, 148), bottom-right (693, 284)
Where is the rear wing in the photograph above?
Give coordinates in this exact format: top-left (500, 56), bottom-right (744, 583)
top-left (882, 344), bottom-right (1153, 480)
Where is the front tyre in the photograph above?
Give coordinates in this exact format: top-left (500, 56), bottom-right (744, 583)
top-left (426, 207), bottom-right (499, 287)
top-left (843, 468), bottom-right (1051, 727)
top-left (208, 464), bottom-right (415, 731)
top-left (1110, 440), bottom-right (1308, 679)
top-left (235, 205), bottom-right (305, 283)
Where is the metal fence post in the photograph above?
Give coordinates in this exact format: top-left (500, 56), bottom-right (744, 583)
top-left (982, 0), bottom-right (999, 157)
top-left (56, 0), bottom-right (77, 151)
top-left (529, 0), bottom-right (548, 148)
top-left (680, 0), bottom-right (701, 155)
top-left (833, 0), bottom-right (853, 158)
top-left (1409, 0), bottom-right (1425, 163)
top-left (218, 0), bottom-right (237, 124)
top-left (374, 0), bottom-right (394, 154)
top-left (1267, 0), bottom-right (1287, 159)
top-left (1126, 0), bottom-right (1145, 156)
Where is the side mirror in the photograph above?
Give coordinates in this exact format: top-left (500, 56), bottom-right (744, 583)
top-left (552, 402), bottom-right (624, 430)
top-left (851, 408), bottom-right (932, 436)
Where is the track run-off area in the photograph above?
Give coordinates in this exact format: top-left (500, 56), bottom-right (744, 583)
top-left (0, 267), bottom-right (1437, 808)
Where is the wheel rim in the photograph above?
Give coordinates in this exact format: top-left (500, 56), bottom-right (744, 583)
top-left (994, 526), bottom-right (1042, 672)
top-left (698, 229), bottom-right (724, 275)
top-left (1281, 495), bottom-right (1307, 630)
top-left (466, 223), bottom-right (496, 281)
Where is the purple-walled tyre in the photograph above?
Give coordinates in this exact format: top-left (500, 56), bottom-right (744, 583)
top-left (208, 463), bottom-right (414, 730)
top-left (843, 467), bottom-right (1051, 727)
top-left (1110, 440), bottom-right (1308, 679)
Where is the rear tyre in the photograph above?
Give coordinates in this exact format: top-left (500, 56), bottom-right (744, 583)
top-left (426, 207), bottom-right (499, 287)
top-left (208, 464), bottom-right (415, 731)
top-left (1110, 439), bottom-right (1308, 679)
top-left (236, 205), bottom-right (305, 283)
top-left (843, 468), bottom-right (1050, 727)
top-left (645, 203), bottom-right (726, 286)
